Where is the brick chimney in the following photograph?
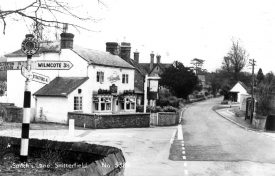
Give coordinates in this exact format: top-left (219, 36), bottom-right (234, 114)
top-left (133, 50), bottom-right (139, 63)
top-left (120, 42), bottom-right (131, 61)
top-left (106, 42), bottom-right (119, 55)
top-left (60, 33), bottom-right (74, 49)
top-left (150, 52), bottom-right (155, 71)
top-left (156, 55), bottom-right (161, 64)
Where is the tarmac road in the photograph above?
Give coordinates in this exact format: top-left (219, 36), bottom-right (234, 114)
top-left (1, 97), bottom-right (275, 175)
top-left (169, 97), bottom-right (275, 176)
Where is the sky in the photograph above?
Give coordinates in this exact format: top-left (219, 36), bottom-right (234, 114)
top-left (1, 0), bottom-right (275, 73)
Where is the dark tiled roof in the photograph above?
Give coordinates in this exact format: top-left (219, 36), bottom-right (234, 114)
top-left (127, 59), bottom-right (147, 75)
top-left (72, 46), bottom-right (134, 69)
top-left (4, 41), bottom-right (60, 57)
top-left (34, 77), bottom-right (89, 97)
top-left (139, 63), bottom-right (172, 74)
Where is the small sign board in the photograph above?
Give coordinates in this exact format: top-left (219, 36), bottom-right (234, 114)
top-left (32, 72), bottom-right (50, 84)
top-left (32, 60), bottom-right (73, 70)
top-left (21, 66), bottom-right (50, 84)
top-left (0, 61), bottom-right (26, 71)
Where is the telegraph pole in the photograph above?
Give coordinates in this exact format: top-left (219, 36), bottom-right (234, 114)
top-left (20, 34), bottom-right (39, 162)
top-left (249, 59), bottom-right (256, 124)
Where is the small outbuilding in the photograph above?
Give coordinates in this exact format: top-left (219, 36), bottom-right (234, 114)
top-left (34, 77), bottom-right (90, 123)
top-left (229, 81), bottom-right (250, 103)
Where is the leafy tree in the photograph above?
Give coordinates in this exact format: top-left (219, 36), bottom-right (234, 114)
top-left (190, 58), bottom-right (205, 75)
top-left (0, 0), bottom-right (104, 35)
top-left (256, 68), bottom-right (265, 85)
top-left (255, 72), bottom-right (275, 116)
top-left (160, 61), bottom-right (198, 99)
top-left (205, 71), bottom-right (222, 97)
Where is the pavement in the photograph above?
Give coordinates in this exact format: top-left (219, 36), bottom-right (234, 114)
top-left (215, 105), bottom-right (275, 139)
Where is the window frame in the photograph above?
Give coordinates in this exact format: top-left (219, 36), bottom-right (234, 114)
top-left (93, 96), bottom-right (112, 113)
top-left (122, 74), bottom-right (129, 84)
top-left (96, 71), bottom-right (104, 83)
top-left (74, 96), bottom-right (83, 111)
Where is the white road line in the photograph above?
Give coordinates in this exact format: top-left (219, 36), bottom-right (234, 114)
top-left (177, 124), bottom-right (183, 140)
top-left (182, 156), bottom-right (186, 160)
top-left (184, 162), bottom-right (187, 167)
top-left (182, 147), bottom-right (185, 150)
top-left (184, 170), bottom-right (189, 175)
top-left (170, 130), bottom-right (177, 144)
top-left (182, 143), bottom-right (185, 147)
top-left (182, 151), bottom-right (186, 154)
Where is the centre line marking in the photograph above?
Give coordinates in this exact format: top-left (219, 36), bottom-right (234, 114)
top-left (177, 124), bottom-right (183, 140)
top-left (184, 170), bottom-right (189, 175)
top-left (184, 162), bottom-right (187, 167)
top-left (182, 151), bottom-right (186, 154)
top-left (182, 156), bottom-right (186, 160)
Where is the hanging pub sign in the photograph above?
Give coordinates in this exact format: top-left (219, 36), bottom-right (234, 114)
top-left (110, 84), bottom-right (118, 94)
top-left (108, 71), bottom-right (120, 83)
top-left (149, 80), bottom-right (159, 92)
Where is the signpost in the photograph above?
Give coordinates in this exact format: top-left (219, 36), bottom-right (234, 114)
top-left (20, 34), bottom-right (39, 162)
top-left (32, 72), bottom-right (50, 84)
top-left (18, 34), bottom-right (73, 162)
top-left (32, 60), bottom-right (73, 70)
top-left (0, 61), bottom-right (26, 71)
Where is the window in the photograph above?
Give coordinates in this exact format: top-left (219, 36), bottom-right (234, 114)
top-left (121, 96), bottom-right (136, 110)
top-left (122, 74), bottom-right (129, 84)
top-left (74, 96), bottom-right (83, 111)
top-left (93, 96), bottom-right (112, 112)
top-left (97, 71), bottom-right (104, 83)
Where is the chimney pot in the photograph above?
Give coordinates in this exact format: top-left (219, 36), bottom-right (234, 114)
top-left (60, 32), bottom-right (74, 49)
top-left (120, 42), bottom-right (131, 61)
top-left (106, 42), bottom-right (119, 55)
top-left (134, 50), bottom-right (139, 63)
top-left (156, 55), bottom-right (161, 64)
top-left (150, 51), bottom-right (154, 71)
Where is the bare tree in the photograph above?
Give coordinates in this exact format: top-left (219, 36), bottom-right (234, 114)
top-left (222, 40), bottom-right (248, 80)
top-left (0, 0), bottom-right (105, 36)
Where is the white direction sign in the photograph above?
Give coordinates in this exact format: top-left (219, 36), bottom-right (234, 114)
top-left (32, 60), bottom-right (73, 70)
top-left (21, 66), bottom-right (50, 84)
top-left (32, 72), bottom-right (50, 84)
top-left (0, 61), bottom-right (26, 71)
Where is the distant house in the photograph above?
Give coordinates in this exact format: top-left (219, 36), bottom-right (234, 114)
top-left (229, 81), bottom-right (250, 102)
top-left (115, 42), bottom-right (173, 106)
top-left (5, 33), bottom-right (136, 123)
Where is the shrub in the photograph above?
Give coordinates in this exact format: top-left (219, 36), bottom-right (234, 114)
top-left (221, 100), bottom-right (228, 104)
top-left (157, 96), bottom-right (180, 107)
top-left (136, 105), bottom-right (144, 112)
top-left (162, 106), bottom-right (177, 112)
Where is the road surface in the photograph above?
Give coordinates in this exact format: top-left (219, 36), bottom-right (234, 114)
top-left (169, 97), bottom-right (275, 176)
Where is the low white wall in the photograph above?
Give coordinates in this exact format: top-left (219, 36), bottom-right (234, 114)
top-left (35, 97), bottom-right (69, 124)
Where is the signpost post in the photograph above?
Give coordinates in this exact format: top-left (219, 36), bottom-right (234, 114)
top-left (16, 34), bottom-right (73, 162)
top-left (20, 34), bottom-right (39, 162)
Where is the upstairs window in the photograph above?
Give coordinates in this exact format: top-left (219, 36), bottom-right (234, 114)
top-left (122, 74), bottom-right (129, 84)
top-left (97, 71), bottom-right (104, 83)
top-left (74, 96), bottom-right (83, 111)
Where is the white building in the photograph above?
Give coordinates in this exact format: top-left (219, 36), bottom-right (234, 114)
top-left (229, 81), bottom-right (250, 103)
top-left (5, 33), bottom-right (136, 123)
